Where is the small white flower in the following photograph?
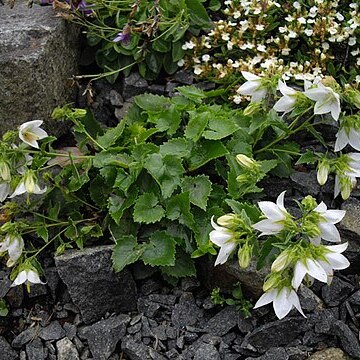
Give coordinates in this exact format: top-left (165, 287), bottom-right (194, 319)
top-left (335, 126), bottom-right (360, 152)
top-left (273, 80), bottom-right (298, 114)
top-left (304, 29), bottom-right (313, 36)
top-left (256, 24), bottom-right (265, 31)
top-left (0, 234), bottom-right (24, 267)
top-left (194, 66), bottom-right (203, 75)
top-left (311, 202), bottom-right (346, 244)
top-left (254, 287), bottom-right (306, 319)
top-left (202, 54), bottom-right (210, 62)
top-left (349, 37), bottom-right (357, 46)
top-left (11, 269), bottom-right (45, 287)
top-left (253, 191), bottom-right (289, 236)
top-left (10, 171), bottom-right (47, 198)
top-left (293, 1), bottom-right (301, 9)
top-left (292, 258), bottom-right (329, 290)
top-left (209, 217), bottom-right (237, 266)
top-left (237, 71), bottom-right (268, 102)
top-left (19, 120), bottom-right (48, 149)
top-left (177, 59), bottom-right (185, 67)
top-left (305, 83), bottom-right (341, 121)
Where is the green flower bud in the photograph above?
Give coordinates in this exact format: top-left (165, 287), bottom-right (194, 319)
top-left (236, 154), bottom-right (257, 169)
top-left (301, 195), bottom-right (318, 211)
top-left (0, 162), bottom-right (11, 182)
top-left (317, 159), bottom-right (330, 186)
top-left (217, 214), bottom-right (237, 227)
top-left (243, 102), bottom-right (262, 116)
top-left (24, 170), bottom-right (36, 193)
top-left (238, 243), bottom-right (252, 269)
top-left (271, 250), bottom-right (291, 272)
top-left (342, 85), bottom-right (360, 109)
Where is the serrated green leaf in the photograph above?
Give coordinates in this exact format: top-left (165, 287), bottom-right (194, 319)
top-left (80, 224), bottom-right (103, 238)
top-left (133, 193), bottom-right (165, 223)
top-left (96, 121), bottom-right (125, 149)
top-left (161, 250), bottom-right (196, 278)
top-left (159, 138), bottom-right (192, 158)
top-left (67, 159), bottom-right (92, 192)
top-left (134, 93), bottom-right (170, 112)
top-left (111, 232), bottom-right (143, 272)
top-left (176, 86), bottom-right (205, 103)
top-left (108, 190), bottom-right (137, 224)
top-left (93, 151), bottom-right (132, 168)
top-left (90, 175), bottom-right (111, 208)
top-left (36, 225), bottom-right (49, 242)
top-left (188, 140), bottom-right (228, 171)
top-left (296, 150), bottom-right (318, 165)
top-left (225, 200), bottom-right (261, 222)
top-left (181, 175), bottom-right (212, 210)
top-left (142, 231), bottom-right (176, 266)
top-left (203, 117), bottom-right (239, 140)
top-left (185, 111), bottom-right (209, 141)
top-left (148, 105), bottom-right (181, 135)
top-left (144, 154), bottom-right (184, 198)
top-left (166, 192), bottom-right (195, 229)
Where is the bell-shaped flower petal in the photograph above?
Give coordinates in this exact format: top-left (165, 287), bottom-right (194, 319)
top-left (237, 71), bottom-right (268, 102)
top-left (11, 269), bottom-right (45, 287)
top-left (305, 83), bottom-right (341, 121)
top-left (19, 120), bottom-right (48, 149)
top-left (0, 182), bottom-right (11, 202)
top-left (273, 80), bottom-right (298, 114)
top-left (335, 128), bottom-right (360, 152)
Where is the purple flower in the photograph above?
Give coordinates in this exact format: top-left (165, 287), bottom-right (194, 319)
top-left (76, 0), bottom-right (93, 15)
top-left (113, 31), bottom-right (131, 44)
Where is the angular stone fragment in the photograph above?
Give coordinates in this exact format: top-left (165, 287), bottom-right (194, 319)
top-left (26, 338), bottom-right (45, 360)
top-left (55, 246), bottom-right (137, 324)
top-left (78, 314), bottom-right (130, 360)
top-left (309, 347), bottom-right (351, 360)
top-left (0, 2), bottom-right (79, 133)
top-left (203, 306), bottom-right (239, 336)
top-left (0, 336), bottom-right (18, 360)
top-left (56, 338), bottom-right (79, 360)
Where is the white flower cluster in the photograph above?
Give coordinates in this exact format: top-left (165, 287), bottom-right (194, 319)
top-left (210, 191), bottom-right (349, 319)
top-left (182, 0), bottom-right (359, 85)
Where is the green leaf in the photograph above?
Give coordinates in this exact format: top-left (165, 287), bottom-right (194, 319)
top-left (159, 138), bottom-right (192, 158)
top-left (133, 193), bottom-right (165, 224)
top-left (144, 154), bottom-right (184, 198)
top-left (36, 225), bottom-right (49, 243)
top-left (134, 93), bottom-right (170, 112)
top-left (176, 86), bottom-right (206, 103)
top-left (172, 41), bottom-right (185, 62)
top-left (111, 233), bottom-right (143, 272)
top-left (185, 0), bottom-right (211, 28)
top-left (67, 159), bottom-right (92, 192)
top-left (296, 150), bottom-right (318, 165)
top-left (187, 140), bottom-right (228, 171)
top-left (208, 0), bottom-right (221, 11)
top-left (90, 175), bottom-right (110, 208)
top-left (181, 175), bottom-right (212, 210)
top-left (80, 224), bottom-right (102, 238)
top-left (148, 105), bottom-right (181, 135)
top-left (203, 117), bottom-right (239, 140)
top-left (114, 167), bottom-right (141, 194)
top-left (185, 110), bottom-right (209, 141)
top-left (166, 192), bottom-right (195, 230)
top-left (225, 200), bottom-right (261, 221)
top-left (161, 250), bottom-right (196, 278)
top-left (108, 190), bottom-right (137, 225)
top-left (142, 231), bottom-right (176, 266)
top-left (0, 299), bottom-right (8, 317)
top-left (96, 121), bottom-right (125, 149)
top-left (93, 151), bottom-right (132, 168)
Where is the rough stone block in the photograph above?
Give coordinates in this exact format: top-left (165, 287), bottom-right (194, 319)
top-left (0, 1), bottom-right (79, 133)
top-left (55, 245), bottom-right (137, 324)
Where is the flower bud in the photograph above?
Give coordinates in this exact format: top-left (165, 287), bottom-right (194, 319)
top-left (236, 154), bottom-right (257, 168)
top-left (238, 243), bottom-right (252, 268)
top-left (243, 102), bottom-right (262, 116)
top-left (301, 195), bottom-right (318, 211)
top-left (342, 85), bottom-right (360, 109)
top-left (0, 162), bottom-right (11, 182)
top-left (263, 274), bottom-right (280, 292)
top-left (271, 250), bottom-right (291, 272)
top-left (24, 171), bottom-right (36, 193)
top-left (217, 214), bottom-right (237, 227)
top-left (317, 160), bottom-right (330, 186)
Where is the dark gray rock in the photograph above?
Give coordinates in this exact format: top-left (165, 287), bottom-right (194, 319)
top-left (332, 320), bottom-right (360, 359)
top-left (203, 306), bottom-right (239, 336)
top-left (0, 270), bottom-right (11, 298)
top-left (79, 314), bottom-right (130, 360)
top-left (63, 323), bottom-right (77, 340)
top-left (311, 308), bottom-right (339, 335)
top-left (137, 298), bottom-right (161, 318)
top-left (26, 338), bottom-right (45, 360)
top-left (12, 327), bottom-right (39, 349)
top-left (173, 70), bottom-right (194, 85)
top-left (121, 335), bottom-right (166, 360)
top-left (55, 246), bottom-right (137, 324)
top-left (44, 267), bottom-right (60, 301)
top-left (298, 285), bottom-right (324, 312)
top-left (245, 347), bottom-right (289, 360)
top-left (0, 336), bottom-right (18, 360)
top-left (290, 171), bottom-right (320, 196)
top-left (56, 337), bottom-right (79, 360)
top-left (181, 278), bottom-right (200, 292)
top-left (341, 198), bottom-right (360, 236)
top-left (148, 84), bottom-right (165, 95)
top-left (244, 318), bottom-right (310, 353)
top-left (193, 343), bottom-right (220, 360)
top-left (122, 73), bottom-right (149, 100)
top-left (148, 294), bottom-right (177, 306)
top-left (27, 283), bottom-right (48, 298)
top-left (114, 102), bottom-right (133, 121)
top-left (39, 321), bottom-right (65, 341)
top-left (286, 346), bottom-right (310, 360)
top-left (0, 2), bottom-right (78, 133)
top-left (321, 277), bottom-right (353, 306)
top-left (6, 285), bottom-right (24, 308)
top-left (171, 292), bottom-right (203, 328)
top-left (109, 90), bottom-right (124, 107)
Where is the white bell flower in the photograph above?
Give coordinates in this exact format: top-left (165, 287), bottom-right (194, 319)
top-left (252, 191), bottom-right (290, 236)
top-left (0, 182), bottom-right (11, 202)
top-left (310, 202), bottom-right (346, 244)
top-left (0, 234), bottom-right (24, 267)
top-left (254, 287), bottom-right (306, 319)
top-left (19, 120), bottom-right (48, 149)
top-left (237, 71), bottom-right (268, 102)
top-left (335, 127), bottom-right (360, 152)
top-left (209, 216), bottom-right (237, 266)
top-left (10, 170), bottom-right (47, 198)
top-left (273, 80), bottom-right (298, 113)
top-left (304, 83), bottom-right (341, 121)
top-left (11, 269), bottom-right (45, 287)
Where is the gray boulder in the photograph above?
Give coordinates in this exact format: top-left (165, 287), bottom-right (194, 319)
top-left (55, 245), bottom-right (137, 324)
top-left (0, 1), bottom-right (79, 134)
